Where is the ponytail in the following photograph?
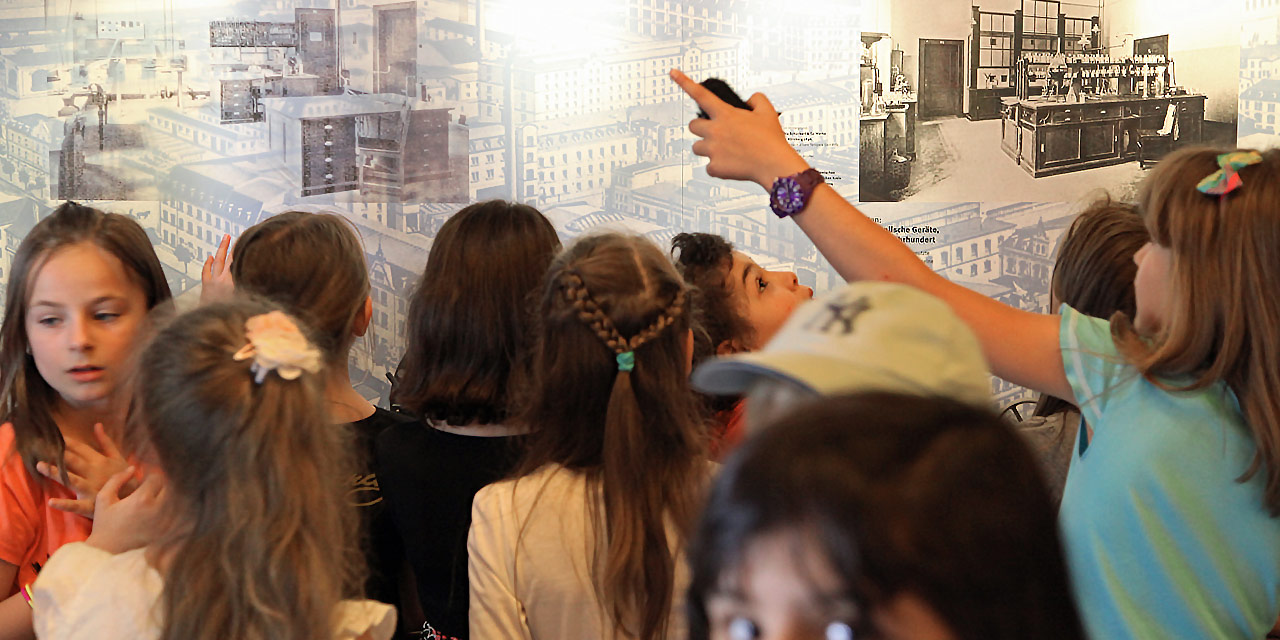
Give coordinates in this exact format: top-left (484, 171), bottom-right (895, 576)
top-left (129, 301), bottom-right (363, 640)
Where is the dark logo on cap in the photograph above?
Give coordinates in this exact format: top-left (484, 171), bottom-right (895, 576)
top-left (805, 296), bottom-right (871, 335)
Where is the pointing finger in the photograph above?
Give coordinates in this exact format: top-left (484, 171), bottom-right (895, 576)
top-left (670, 69), bottom-right (727, 119)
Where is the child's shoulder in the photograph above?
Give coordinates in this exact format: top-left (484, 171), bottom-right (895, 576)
top-left (333, 599), bottom-right (397, 640)
top-left (475, 464), bottom-right (583, 512)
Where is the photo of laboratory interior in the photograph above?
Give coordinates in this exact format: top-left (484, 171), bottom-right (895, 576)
top-left (859, 0), bottom-right (1240, 202)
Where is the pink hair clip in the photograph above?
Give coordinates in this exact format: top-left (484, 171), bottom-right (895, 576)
top-left (232, 311), bottom-right (323, 384)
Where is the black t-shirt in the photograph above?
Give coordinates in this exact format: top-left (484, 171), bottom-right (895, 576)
top-left (349, 407), bottom-right (415, 616)
top-left (374, 422), bottom-right (524, 640)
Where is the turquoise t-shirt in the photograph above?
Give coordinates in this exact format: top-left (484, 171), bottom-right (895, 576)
top-left (1058, 306), bottom-right (1280, 639)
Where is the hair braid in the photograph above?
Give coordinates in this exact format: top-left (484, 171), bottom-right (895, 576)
top-left (562, 270), bottom-right (628, 352)
top-left (625, 290), bottom-right (687, 352)
top-left (563, 272), bottom-right (686, 356)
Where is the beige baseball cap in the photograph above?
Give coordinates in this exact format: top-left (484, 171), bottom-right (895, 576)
top-left (691, 281), bottom-right (993, 407)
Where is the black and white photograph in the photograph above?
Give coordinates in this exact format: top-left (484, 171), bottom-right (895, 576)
top-left (860, 0), bottom-right (1241, 203)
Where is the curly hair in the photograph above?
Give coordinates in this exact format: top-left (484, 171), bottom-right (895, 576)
top-left (671, 233), bottom-right (753, 362)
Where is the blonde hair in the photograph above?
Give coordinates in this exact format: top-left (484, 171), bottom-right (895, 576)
top-left (1113, 146), bottom-right (1280, 514)
top-left (127, 300), bottom-right (362, 640)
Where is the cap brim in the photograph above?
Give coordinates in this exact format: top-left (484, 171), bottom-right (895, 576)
top-left (691, 351), bottom-right (845, 396)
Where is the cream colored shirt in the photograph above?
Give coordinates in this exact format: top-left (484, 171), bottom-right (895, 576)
top-left (33, 542), bottom-right (396, 640)
top-left (468, 464), bottom-right (691, 640)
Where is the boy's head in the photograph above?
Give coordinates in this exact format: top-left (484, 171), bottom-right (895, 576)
top-left (691, 281), bottom-right (992, 434)
top-left (686, 392), bottom-right (1085, 640)
top-left (672, 233), bottom-right (813, 362)
top-left (1050, 196), bottom-right (1148, 318)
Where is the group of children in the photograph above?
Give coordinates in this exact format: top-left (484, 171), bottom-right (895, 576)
top-left (0, 66), bottom-right (1276, 640)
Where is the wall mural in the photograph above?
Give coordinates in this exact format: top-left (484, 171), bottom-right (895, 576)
top-left (0, 0), bottom-right (1251, 410)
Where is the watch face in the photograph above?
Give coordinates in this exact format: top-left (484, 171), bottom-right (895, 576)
top-left (774, 176), bottom-right (805, 213)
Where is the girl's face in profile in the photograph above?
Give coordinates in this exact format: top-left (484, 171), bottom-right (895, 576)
top-left (705, 529), bottom-right (955, 640)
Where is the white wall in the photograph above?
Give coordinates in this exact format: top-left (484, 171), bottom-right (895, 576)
top-left (1101, 0), bottom-right (1243, 122)
top-left (867, 0), bottom-right (973, 110)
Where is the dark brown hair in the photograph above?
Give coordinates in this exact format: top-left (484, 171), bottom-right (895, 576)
top-left (1034, 197), bottom-right (1148, 417)
top-left (392, 200), bottom-right (561, 424)
top-left (688, 392), bottom-right (1085, 640)
top-left (0, 201), bottom-right (171, 477)
top-left (515, 233), bottom-right (709, 640)
top-left (1113, 146), bottom-right (1280, 514)
top-left (671, 232), bottom-right (752, 362)
top-left (230, 211), bottom-right (370, 362)
top-left (128, 299), bottom-right (363, 640)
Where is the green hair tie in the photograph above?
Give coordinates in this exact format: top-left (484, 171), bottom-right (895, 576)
top-left (616, 351), bottom-right (635, 372)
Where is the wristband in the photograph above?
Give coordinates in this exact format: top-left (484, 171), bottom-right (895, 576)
top-left (21, 583), bottom-right (33, 609)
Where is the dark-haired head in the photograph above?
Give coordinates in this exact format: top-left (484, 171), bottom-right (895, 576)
top-left (1034, 196), bottom-right (1147, 417)
top-left (688, 392), bottom-right (1084, 640)
top-left (516, 232), bottom-right (709, 640)
top-left (672, 232), bottom-right (751, 365)
top-left (392, 200), bottom-right (561, 424)
top-left (231, 211), bottom-right (370, 363)
top-left (0, 201), bottom-right (171, 477)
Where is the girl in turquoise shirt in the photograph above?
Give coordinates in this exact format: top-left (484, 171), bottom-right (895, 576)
top-left (672, 68), bottom-right (1280, 639)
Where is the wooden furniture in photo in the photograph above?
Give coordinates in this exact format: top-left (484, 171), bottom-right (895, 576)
top-left (1136, 103), bottom-right (1177, 168)
top-left (1000, 94), bottom-right (1205, 177)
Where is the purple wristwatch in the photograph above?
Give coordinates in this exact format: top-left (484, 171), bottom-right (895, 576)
top-left (769, 168), bottom-right (825, 218)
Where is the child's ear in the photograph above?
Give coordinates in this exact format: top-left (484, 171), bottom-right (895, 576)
top-left (352, 296), bottom-right (373, 338)
top-left (716, 338), bottom-right (748, 356)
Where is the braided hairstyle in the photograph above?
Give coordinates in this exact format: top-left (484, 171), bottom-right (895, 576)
top-left (514, 233), bottom-right (709, 640)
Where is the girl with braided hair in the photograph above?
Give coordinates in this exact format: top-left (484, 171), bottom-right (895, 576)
top-left (468, 233), bottom-right (712, 640)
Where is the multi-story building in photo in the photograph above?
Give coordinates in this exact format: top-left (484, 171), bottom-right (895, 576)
top-left (1242, 79), bottom-right (1280, 134)
top-left (1242, 50), bottom-right (1280, 93)
top-left (510, 111), bottom-right (640, 207)
top-left (478, 35), bottom-right (745, 125)
top-left (0, 112), bottom-right (59, 195)
top-left (466, 121), bottom-right (507, 200)
top-left (624, 0), bottom-right (748, 39)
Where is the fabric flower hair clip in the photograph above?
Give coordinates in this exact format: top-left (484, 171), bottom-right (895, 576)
top-left (1197, 151), bottom-right (1264, 196)
top-left (233, 311), bottom-right (323, 384)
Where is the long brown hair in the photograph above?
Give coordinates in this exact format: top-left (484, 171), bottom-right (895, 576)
top-left (515, 233), bottom-right (709, 639)
top-left (1034, 197), bottom-right (1148, 417)
top-left (393, 200), bottom-right (560, 424)
top-left (231, 211), bottom-right (370, 363)
top-left (1113, 146), bottom-right (1280, 514)
top-left (128, 299), bottom-right (363, 640)
top-left (0, 201), bottom-right (171, 477)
